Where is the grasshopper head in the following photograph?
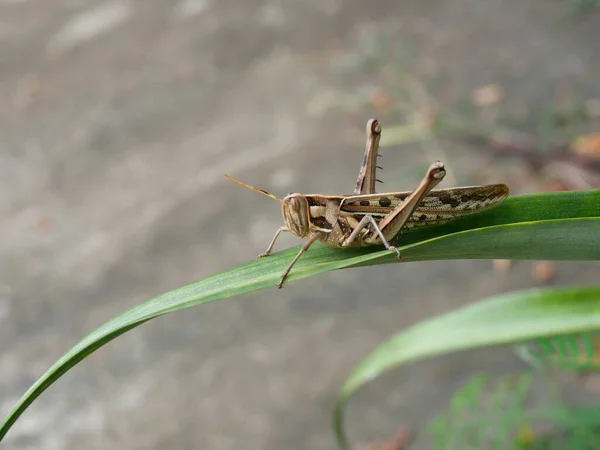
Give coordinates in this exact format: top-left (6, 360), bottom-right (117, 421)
top-left (282, 194), bottom-right (311, 238)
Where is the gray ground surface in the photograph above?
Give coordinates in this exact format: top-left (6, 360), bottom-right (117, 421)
top-left (1, 1), bottom-right (599, 449)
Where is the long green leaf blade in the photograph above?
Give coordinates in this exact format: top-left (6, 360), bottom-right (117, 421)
top-left (334, 285), bottom-right (600, 449)
top-left (1, 189), bottom-right (599, 442)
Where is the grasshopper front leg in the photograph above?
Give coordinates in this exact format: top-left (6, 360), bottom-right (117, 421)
top-left (257, 226), bottom-right (318, 288)
top-left (258, 226), bottom-right (289, 258)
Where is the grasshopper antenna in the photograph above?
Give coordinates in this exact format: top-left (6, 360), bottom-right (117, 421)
top-left (223, 174), bottom-right (283, 203)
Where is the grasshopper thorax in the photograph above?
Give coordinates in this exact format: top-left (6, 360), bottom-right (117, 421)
top-left (282, 194), bottom-right (311, 238)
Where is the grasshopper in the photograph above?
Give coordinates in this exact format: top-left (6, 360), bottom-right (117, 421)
top-left (224, 119), bottom-right (509, 288)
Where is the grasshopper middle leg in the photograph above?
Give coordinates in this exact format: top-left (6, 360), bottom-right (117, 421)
top-left (276, 233), bottom-right (319, 288)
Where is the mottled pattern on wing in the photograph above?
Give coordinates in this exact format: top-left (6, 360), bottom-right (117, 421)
top-left (340, 184), bottom-right (509, 227)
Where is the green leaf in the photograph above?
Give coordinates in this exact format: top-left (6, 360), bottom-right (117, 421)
top-left (1, 189), bottom-right (599, 442)
top-left (334, 285), bottom-right (600, 449)
top-left (516, 332), bottom-right (600, 370)
top-left (428, 372), bottom-right (600, 449)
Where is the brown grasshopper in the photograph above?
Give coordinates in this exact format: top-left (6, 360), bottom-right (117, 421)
top-left (224, 119), bottom-right (509, 288)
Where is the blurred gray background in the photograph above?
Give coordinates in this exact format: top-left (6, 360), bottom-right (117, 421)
top-left (1, 1), bottom-right (600, 449)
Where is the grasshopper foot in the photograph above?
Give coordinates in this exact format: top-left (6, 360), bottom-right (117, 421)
top-left (257, 251), bottom-right (271, 258)
top-left (388, 246), bottom-right (402, 259)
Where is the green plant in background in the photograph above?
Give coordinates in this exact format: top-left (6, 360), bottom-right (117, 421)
top-left (335, 284), bottom-right (600, 449)
top-left (428, 372), bottom-right (600, 449)
top-left (568, 0), bottom-right (600, 14)
top-left (0, 189), bottom-right (599, 447)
